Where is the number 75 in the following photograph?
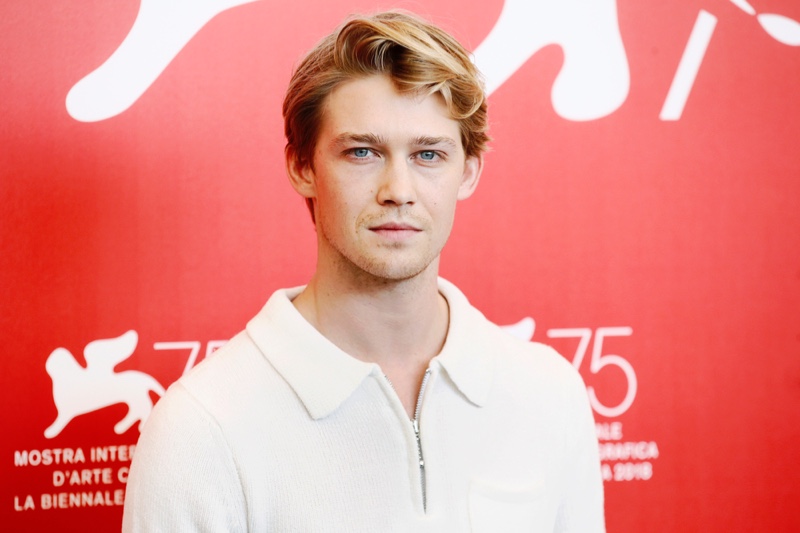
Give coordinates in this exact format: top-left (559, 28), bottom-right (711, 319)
top-left (546, 327), bottom-right (636, 418)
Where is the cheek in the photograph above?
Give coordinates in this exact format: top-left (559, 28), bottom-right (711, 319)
top-left (431, 184), bottom-right (461, 215)
top-left (318, 186), bottom-right (360, 229)
top-left (316, 177), bottom-right (344, 210)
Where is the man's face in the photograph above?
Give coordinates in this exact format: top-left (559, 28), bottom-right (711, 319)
top-left (288, 73), bottom-right (482, 283)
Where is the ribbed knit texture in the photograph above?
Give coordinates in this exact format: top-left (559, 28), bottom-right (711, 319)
top-left (122, 279), bottom-right (604, 532)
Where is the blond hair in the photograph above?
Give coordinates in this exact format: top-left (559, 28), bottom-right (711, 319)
top-left (283, 11), bottom-right (489, 170)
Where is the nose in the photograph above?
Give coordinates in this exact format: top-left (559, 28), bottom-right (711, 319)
top-left (376, 159), bottom-right (416, 206)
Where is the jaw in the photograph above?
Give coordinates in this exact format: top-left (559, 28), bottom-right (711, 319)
top-left (315, 225), bottom-right (444, 289)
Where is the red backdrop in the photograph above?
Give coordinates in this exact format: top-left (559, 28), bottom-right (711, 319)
top-left (2, 0), bottom-right (799, 531)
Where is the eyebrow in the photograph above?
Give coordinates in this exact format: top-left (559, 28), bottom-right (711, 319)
top-left (412, 135), bottom-right (458, 148)
top-left (330, 133), bottom-right (387, 149)
top-left (329, 133), bottom-right (459, 150)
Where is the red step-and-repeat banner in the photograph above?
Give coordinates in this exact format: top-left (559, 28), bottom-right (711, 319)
top-left (2, 0), bottom-right (799, 531)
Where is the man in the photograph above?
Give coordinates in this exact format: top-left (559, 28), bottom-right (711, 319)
top-left (123, 11), bottom-right (604, 532)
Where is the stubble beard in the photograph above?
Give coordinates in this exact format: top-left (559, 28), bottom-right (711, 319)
top-left (318, 213), bottom-right (444, 286)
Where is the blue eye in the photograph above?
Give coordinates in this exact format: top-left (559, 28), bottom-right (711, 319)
top-left (419, 151), bottom-right (436, 160)
top-left (352, 148), bottom-right (371, 158)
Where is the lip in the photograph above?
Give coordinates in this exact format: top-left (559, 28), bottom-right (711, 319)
top-left (369, 222), bottom-right (422, 240)
top-left (370, 222), bottom-right (421, 231)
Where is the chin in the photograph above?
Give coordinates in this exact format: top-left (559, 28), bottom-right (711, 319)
top-left (354, 255), bottom-right (437, 283)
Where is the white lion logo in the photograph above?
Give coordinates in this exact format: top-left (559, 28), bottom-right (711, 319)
top-left (44, 330), bottom-right (165, 439)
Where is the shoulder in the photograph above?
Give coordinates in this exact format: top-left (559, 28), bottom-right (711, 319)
top-left (495, 323), bottom-right (578, 380)
top-left (178, 331), bottom-right (266, 398)
top-left (123, 378), bottom-right (248, 531)
top-left (488, 320), bottom-right (587, 401)
top-left (439, 278), bottom-right (587, 403)
top-left (168, 328), bottom-right (296, 426)
top-left (135, 304), bottom-right (298, 446)
top-left (133, 330), bottom-right (266, 448)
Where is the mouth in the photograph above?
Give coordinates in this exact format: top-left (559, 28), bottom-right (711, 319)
top-left (371, 222), bottom-right (421, 231)
top-left (369, 222), bottom-right (423, 239)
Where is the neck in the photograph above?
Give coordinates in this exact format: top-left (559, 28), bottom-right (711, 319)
top-left (292, 239), bottom-right (451, 418)
top-left (292, 261), bottom-right (448, 368)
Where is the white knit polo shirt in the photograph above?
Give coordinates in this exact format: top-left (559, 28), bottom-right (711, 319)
top-left (122, 279), bottom-right (604, 532)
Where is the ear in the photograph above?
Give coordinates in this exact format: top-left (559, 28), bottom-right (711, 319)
top-left (457, 154), bottom-right (483, 200)
top-left (285, 146), bottom-right (317, 199)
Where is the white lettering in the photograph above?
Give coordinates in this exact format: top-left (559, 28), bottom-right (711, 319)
top-left (29, 450), bottom-right (41, 466)
top-left (598, 441), bottom-right (659, 461)
top-left (91, 444), bottom-right (135, 463)
top-left (596, 422), bottom-right (623, 441)
top-left (601, 463), bottom-right (613, 482)
top-left (54, 468), bottom-right (114, 486)
top-left (613, 461), bottom-right (653, 481)
top-left (14, 495), bottom-right (35, 511)
top-left (41, 490), bottom-right (125, 509)
top-left (92, 446), bottom-right (106, 462)
top-left (14, 448), bottom-right (85, 466)
top-left (14, 450), bottom-right (30, 467)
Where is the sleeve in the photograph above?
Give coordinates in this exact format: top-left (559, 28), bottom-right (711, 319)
top-left (554, 371), bottom-right (606, 533)
top-left (122, 383), bottom-right (248, 533)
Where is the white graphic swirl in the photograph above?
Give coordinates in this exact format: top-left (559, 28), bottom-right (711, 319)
top-left (67, 0), bottom-right (630, 123)
top-left (67, 0), bottom-right (257, 122)
top-left (472, 0), bottom-right (630, 121)
top-left (729, 0), bottom-right (800, 46)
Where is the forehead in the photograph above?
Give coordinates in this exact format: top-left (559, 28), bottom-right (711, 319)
top-left (317, 74), bottom-right (461, 147)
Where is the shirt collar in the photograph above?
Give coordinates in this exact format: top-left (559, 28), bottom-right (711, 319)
top-left (432, 278), bottom-right (494, 408)
top-left (246, 278), bottom-right (494, 420)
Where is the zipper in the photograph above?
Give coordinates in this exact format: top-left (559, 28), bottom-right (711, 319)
top-left (414, 369), bottom-right (431, 512)
top-left (384, 368), bottom-right (432, 513)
